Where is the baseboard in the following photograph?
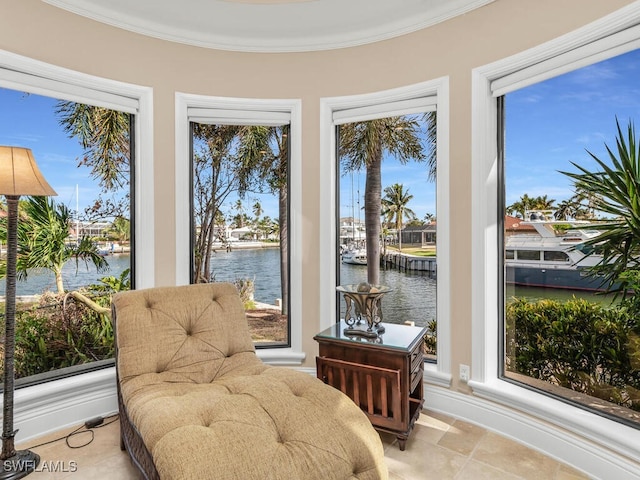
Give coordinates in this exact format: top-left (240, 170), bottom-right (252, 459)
top-left (13, 367), bottom-right (118, 444)
top-left (425, 385), bottom-right (640, 480)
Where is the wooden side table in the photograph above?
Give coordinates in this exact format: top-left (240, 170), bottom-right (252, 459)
top-left (314, 320), bottom-right (427, 450)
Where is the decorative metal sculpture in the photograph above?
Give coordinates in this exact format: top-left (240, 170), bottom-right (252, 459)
top-left (336, 283), bottom-right (391, 338)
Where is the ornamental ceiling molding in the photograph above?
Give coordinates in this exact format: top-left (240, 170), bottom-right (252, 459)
top-left (42, 0), bottom-right (494, 53)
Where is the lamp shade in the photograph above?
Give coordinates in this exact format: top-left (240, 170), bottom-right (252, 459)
top-left (0, 146), bottom-right (57, 197)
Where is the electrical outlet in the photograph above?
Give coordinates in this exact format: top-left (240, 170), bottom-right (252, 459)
top-left (459, 364), bottom-right (470, 382)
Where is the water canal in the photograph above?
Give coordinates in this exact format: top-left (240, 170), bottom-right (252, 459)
top-left (1, 248), bottom-right (615, 328)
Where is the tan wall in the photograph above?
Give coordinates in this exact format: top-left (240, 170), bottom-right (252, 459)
top-left (0, 0), bottom-right (634, 373)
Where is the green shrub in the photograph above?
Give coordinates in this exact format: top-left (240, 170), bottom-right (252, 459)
top-left (4, 291), bottom-right (114, 378)
top-left (423, 319), bottom-right (437, 356)
top-left (506, 297), bottom-right (640, 411)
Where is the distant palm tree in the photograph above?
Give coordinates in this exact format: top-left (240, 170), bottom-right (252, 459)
top-left (560, 119), bottom-right (640, 293)
top-left (506, 194), bottom-right (533, 219)
top-left (554, 187), bottom-right (600, 220)
top-left (507, 194), bottom-right (556, 219)
top-left (534, 194), bottom-right (556, 211)
top-left (106, 216), bottom-right (130, 242)
top-left (252, 200), bottom-right (263, 220)
top-left (553, 199), bottom-right (578, 221)
top-left (233, 199), bottom-right (246, 227)
top-left (339, 113), bottom-right (435, 284)
top-left (0, 196), bottom-right (108, 294)
top-left (381, 183), bottom-right (416, 252)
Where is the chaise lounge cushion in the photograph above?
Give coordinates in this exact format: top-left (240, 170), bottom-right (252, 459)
top-left (114, 283), bottom-right (387, 479)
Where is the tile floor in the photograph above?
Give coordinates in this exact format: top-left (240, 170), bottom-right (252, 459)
top-left (16, 409), bottom-right (591, 479)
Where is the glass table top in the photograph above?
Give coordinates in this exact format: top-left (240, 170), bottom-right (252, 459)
top-left (315, 320), bottom-right (427, 352)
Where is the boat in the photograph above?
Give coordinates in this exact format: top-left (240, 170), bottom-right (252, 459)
top-left (342, 246), bottom-right (367, 265)
top-left (505, 211), bottom-right (607, 291)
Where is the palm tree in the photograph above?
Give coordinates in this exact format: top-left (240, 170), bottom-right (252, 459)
top-left (381, 183), bottom-right (416, 252)
top-left (56, 102), bottom-right (130, 192)
top-left (233, 200), bottom-right (246, 227)
top-left (560, 119), bottom-right (640, 293)
top-left (0, 196), bottom-right (108, 294)
top-left (339, 113), bottom-right (434, 284)
top-left (57, 102), bottom-right (131, 218)
top-left (533, 194), bottom-right (556, 211)
top-left (553, 199), bottom-right (578, 220)
top-left (507, 194), bottom-right (556, 220)
top-left (106, 216), bottom-right (130, 243)
top-left (192, 123), bottom-right (290, 313)
top-left (554, 186), bottom-right (599, 221)
top-left (252, 200), bottom-right (263, 220)
top-left (234, 125), bottom-right (290, 314)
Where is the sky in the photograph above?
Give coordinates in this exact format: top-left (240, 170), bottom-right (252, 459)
top-left (0, 89), bottom-right (102, 213)
top-left (338, 116), bottom-right (437, 222)
top-left (505, 48), bottom-right (640, 210)
top-left (2, 47), bottom-right (640, 223)
top-left (339, 158), bottom-right (436, 222)
top-left (339, 48), bottom-right (640, 224)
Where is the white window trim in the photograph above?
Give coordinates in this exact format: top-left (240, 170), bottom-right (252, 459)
top-left (0, 49), bottom-right (155, 291)
top-left (175, 93), bottom-right (304, 365)
top-left (319, 78), bottom-right (451, 387)
top-left (0, 49), bottom-right (154, 442)
top-left (471, 2), bottom-right (640, 470)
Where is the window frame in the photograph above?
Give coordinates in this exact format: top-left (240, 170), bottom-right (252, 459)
top-left (471, 3), bottom-right (640, 466)
top-left (319, 78), bottom-right (451, 387)
top-left (0, 51), bottom-right (154, 291)
top-left (175, 93), bottom-right (304, 364)
top-left (0, 48), bottom-right (153, 442)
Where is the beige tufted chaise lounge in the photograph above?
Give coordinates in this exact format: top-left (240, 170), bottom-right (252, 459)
top-left (112, 282), bottom-right (388, 480)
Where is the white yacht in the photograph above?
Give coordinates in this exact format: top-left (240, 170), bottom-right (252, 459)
top-left (505, 211), bottom-right (606, 291)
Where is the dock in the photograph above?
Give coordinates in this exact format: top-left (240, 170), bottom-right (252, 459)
top-left (381, 252), bottom-right (437, 275)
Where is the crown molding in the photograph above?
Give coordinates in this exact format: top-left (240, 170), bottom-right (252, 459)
top-left (42, 0), bottom-right (493, 53)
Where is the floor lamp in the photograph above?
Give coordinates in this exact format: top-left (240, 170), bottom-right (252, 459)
top-left (0, 146), bottom-right (56, 479)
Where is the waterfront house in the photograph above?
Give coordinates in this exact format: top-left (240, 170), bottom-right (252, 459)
top-left (339, 216), bottom-right (366, 246)
top-left (1, 1), bottom-right (639, 479)
top-left (400, 223), bottom-right (437, 248)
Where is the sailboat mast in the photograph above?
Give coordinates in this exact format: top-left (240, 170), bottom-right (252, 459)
top-left (351, 172), bottom-right (355, 243)
top-left (76, 184), bottom-right (79, 243)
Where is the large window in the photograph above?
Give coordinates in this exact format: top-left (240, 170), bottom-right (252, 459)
top-left (190, 121), bottom-right (290, 346)
top-left (336, 113), bottom-right (437, 361)
top-left (320, 78), bottom-right (450, 385)
top-left (0, 52), bottom-right (153, 387)
top-left (175, 94), bottom-right (302, 362)
top-left (473, 6), bottom-right (640, 472)
top-left (0, 88), bottom-right (133, 383)
top-left (500, 47), bottom-right (640, 428)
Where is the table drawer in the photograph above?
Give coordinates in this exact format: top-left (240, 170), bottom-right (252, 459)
top-left (410, 361), bottom-right (424, 392)
top-left (410, 345), bottom-right (424, 372)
